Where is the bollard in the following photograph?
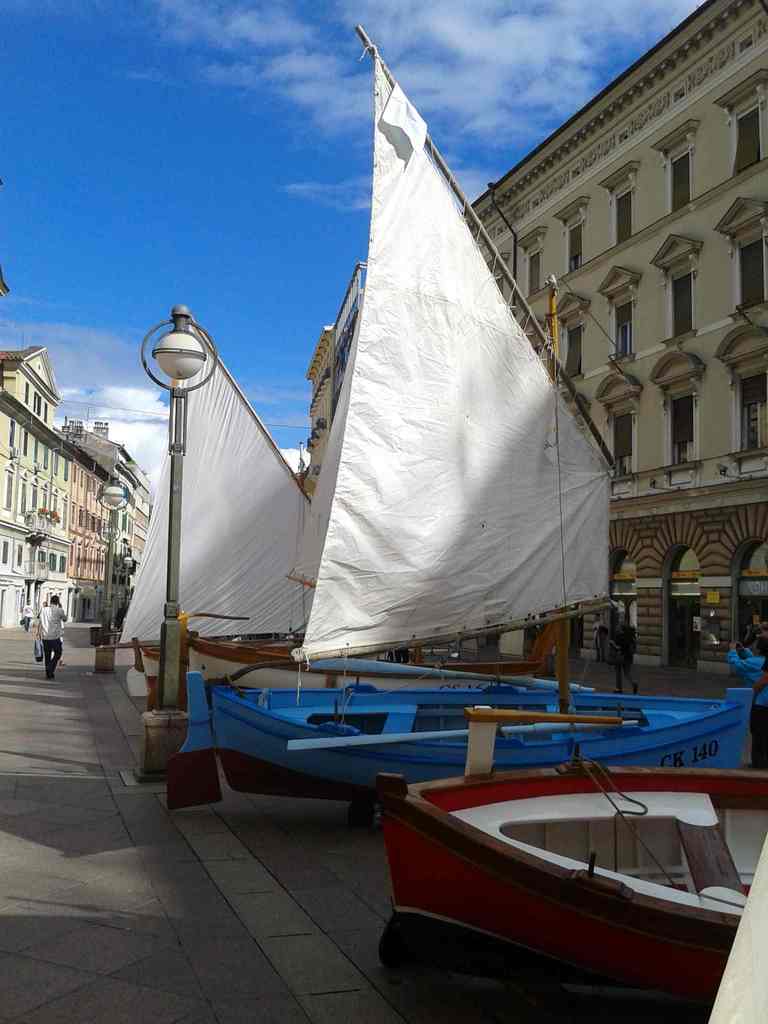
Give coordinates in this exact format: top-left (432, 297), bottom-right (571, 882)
top-left (94, 645), bottom-right (116, 673)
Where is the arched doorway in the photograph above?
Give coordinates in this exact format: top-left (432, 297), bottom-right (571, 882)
top-left (667, 547), bottom-right (700, 668)
top-left (610, 551), bottom-right (637, 632)
top-left (736, 541), bottom-right (768, 642)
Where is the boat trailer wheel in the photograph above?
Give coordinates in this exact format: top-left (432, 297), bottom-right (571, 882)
top-left (347, 797), bottom-right (376, 828)
top-left (379, 915), bottom-right (408, 968)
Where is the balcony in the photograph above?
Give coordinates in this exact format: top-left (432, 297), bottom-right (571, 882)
top-left (24, 511), bottom-right (61, 540)
top-left (24, 561), bottom-right (49, 582)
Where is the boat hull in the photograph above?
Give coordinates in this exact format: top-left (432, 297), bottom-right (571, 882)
top-left (377, 767), bottom-right (768, 1002)
top-left (167, 676), bottom-right (752, 810)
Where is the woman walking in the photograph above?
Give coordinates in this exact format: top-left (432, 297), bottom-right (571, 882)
top-left (727, 637), bottom-right (768, 769)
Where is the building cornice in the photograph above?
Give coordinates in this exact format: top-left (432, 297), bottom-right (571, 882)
top-left (478, 1), bottom-right (767, 233)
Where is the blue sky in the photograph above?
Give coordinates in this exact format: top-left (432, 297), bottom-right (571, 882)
top-left (1, 0), bottom-right (701, 483)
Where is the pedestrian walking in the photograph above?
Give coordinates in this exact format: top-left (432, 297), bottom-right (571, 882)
top-left (36, 595), bottom-right (68, 680)
top-left (727, 637), bottom-right (768, 769)
top-left (592, 620), bottom-right (603, 662)
top-left (20, 602), bottom-right (34, 632)
top-left (610, 622), bottom-right (637, 694)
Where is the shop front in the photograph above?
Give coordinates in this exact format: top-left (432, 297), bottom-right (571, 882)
top-left (667, 548), bottom-right (700, 668)
top-left (737, 542), bottom-right (768, 641)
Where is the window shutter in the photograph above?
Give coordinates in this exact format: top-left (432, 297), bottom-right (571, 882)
top-left (616, 192), bottom-right (632, 243)
top-left (671, 153), bottom-right (690, 210)
top-left (614, 414), bottom-right (632, 458)
top-left (740, 239), bottom-right (765, 307)
top-left (672, 273), bottom-right (693, 336)
top-left (565, 325), bottom-right (582, 376)
top-left (672, 395), bottom-right (694, 444)
top-left (529, 252), bottom-right (541, 294)
top-left (742, 374), bottom-right (767, 405)
top-left (735, 108), bottom-right (761, 173)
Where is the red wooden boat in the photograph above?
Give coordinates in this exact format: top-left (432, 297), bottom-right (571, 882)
top-left (377, 745), bottom-right (768, 1003)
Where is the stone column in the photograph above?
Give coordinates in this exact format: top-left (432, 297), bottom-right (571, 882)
top-left (635, 579), bottom-right (663, 666)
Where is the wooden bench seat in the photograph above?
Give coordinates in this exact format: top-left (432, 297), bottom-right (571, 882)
top-left (677, 821), bottom-right (743, 894)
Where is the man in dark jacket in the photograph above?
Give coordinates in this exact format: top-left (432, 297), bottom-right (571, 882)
top-left (611, 622), bottom-right (637, 695)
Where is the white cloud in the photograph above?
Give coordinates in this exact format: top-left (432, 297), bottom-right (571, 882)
top-left (151, 0), bottom-right (703, 151)
top-left (279, 447), bottom-right (306, 472)
top-left (282, 176), bottom-right (371, 212)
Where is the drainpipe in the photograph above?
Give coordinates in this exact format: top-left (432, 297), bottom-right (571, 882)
top-left (487, 181), bottom-right (518, 282)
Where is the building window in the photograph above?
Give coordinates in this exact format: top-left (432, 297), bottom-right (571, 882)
top-left (9, 420), bottom-right (16, 450)
top-left (59, 555), bottom-right (66, 574)
top-left (741, 374), bottom-right (767, 450)
top-left (31, 485), bottom-right (37, 509)
top-left (1, 540), bottom-right (8, 565)
top-left (4, 475), bottom-right (12, 510)
top-left (615, 301), bottom-right (633, 356)
top-left (672, 272), bottom-right (693, 336)
top-left (52, 493), bottom-right (58, 514)
top-left (735, 107), bottom-right (761, 173)
top-left (38, 549), bottom-right (45, 565)
top-left (23, 431), bottom-right (29, 456)
top-left (79, 508), bottom-right (84, 527)
top-left (43, 402), bottom-right (49, 423)
top-left (616, 191), bottom-right (632, 244)
top-left (565, 324), bottom-right (582, 376)
top-left (48, 552), bottom-right (57, 572)
top-left (20, 485), bottom-right (26, 514)
top-left (568, 223), bottom-right (582, 272)
top-left (53, 453), bottom-right (59, 476)
top-left (43, 446), bottom-right (49, 470)
top-left (613, 413), bottom-right (633, 476)
top-left (16, 545), bottom-right (22, 567)
top-left (34, 439), bottom-right (39, 464)
top-left (33, 393), bottom-right (41, 416)
top-left (528, 251), bottom-right (541, 295)
top-left (63, 459), bottom-right (69, 482)
top-left (63, 501), bottom-right (68, 529)
top-left (671, 152), bottom-right (691, 210)
top-left (24, 382), bottom-right (30, 405)
top-left (740, 239), bottom-right (765, 307)
top-left (672, 395), bottom-right (694, 464)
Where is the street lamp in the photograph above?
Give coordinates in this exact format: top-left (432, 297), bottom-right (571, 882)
top-left (97, 480), bottom-right (128, 636)
top-left (140, 305), bottom-right (218, 715)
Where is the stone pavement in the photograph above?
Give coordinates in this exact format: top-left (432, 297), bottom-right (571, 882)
top-left (0, 626), bottom-right (719, 1023)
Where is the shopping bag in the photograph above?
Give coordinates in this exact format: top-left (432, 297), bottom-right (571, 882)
top-left (33, 638), bottom-right (44, 663)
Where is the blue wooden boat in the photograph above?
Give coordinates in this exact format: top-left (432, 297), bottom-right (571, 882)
top-left (168, 673), bottom-right (752, 819)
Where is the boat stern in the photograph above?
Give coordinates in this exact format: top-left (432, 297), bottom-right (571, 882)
top-left (166, 671), bottom-right (223, 810)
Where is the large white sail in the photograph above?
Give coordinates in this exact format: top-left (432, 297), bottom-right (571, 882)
top-left (294, 57), bottom-right (609, 663)
top-left (121, 360), bottom-right (308, 641)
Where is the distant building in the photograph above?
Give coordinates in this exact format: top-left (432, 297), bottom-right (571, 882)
top-left (0, 347), bottom-right (73, 620)
top-left (304, 262), bottom-right (365, 493)
top-left (475, 0), bottom-right (768, 669)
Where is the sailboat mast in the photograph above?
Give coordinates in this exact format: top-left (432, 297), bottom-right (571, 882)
top-left (546, 278), bottom-right (573, 714)
top-left (354, 25), bottom-right (613, 470)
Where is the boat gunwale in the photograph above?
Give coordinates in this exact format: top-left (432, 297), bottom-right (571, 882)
top-left (377, 766), bottom-right (768, 950)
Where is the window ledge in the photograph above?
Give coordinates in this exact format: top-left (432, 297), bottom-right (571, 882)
top-left (656, 460), bottom-right (702, 473)
top-left (662, 329), bottom-right (697, 347)
top-left (734, 446), bottom-right (768, 463)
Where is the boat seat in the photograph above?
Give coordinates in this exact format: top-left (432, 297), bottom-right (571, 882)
top-left (677, 821), bottom-right (743, 895)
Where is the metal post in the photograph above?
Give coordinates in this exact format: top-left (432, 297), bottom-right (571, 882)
top-left (157, 387), bottom-right (186, 710)
top-left (101, 509), bottom-right (117, 636)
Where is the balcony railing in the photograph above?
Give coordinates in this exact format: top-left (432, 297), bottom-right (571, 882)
top-left (24, 512), bottom-right (61, 535)
top-left (24, 561), bottom-right (49, 582)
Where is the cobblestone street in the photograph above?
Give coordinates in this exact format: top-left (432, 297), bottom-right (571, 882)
top-left (0, 625), bottom-right (732, 1022)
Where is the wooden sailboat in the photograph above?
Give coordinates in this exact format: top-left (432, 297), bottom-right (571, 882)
top-left (376, 708), bottom-right (768, 1003)
top-left (166, 30), bottom-right (752, 814)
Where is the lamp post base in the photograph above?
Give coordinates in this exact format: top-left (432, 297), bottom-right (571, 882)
top-left (140, 709), bottom-right (188, 776)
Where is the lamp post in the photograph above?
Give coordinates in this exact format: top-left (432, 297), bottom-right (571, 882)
top-left (97, 481), bottom-right (128, 637)
top-left (140, 306), bottom-right (217, 774)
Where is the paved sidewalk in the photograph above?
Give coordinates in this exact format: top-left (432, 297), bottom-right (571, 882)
top-left (0, 626), bottom-right (716, 1023)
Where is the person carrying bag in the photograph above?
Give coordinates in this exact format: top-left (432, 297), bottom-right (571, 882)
top-left (36, 596), bottom-right (68, 680)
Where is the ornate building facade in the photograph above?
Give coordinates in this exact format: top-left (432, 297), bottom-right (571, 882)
top-left (475, 0), bottom-right (768, 670)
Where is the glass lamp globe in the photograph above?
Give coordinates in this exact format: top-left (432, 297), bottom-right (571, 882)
top-left (152, 329), bottom-right (206, 381)
top-left (102, 483), bottom-right (125, 509)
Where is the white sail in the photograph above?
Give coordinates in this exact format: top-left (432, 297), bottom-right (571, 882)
top-left (709, 833), bottom-right (768, 1023)
top-left (294, 58), bottom-right (609, 663)
top-left (121, 360), bottom-right (308, 642)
